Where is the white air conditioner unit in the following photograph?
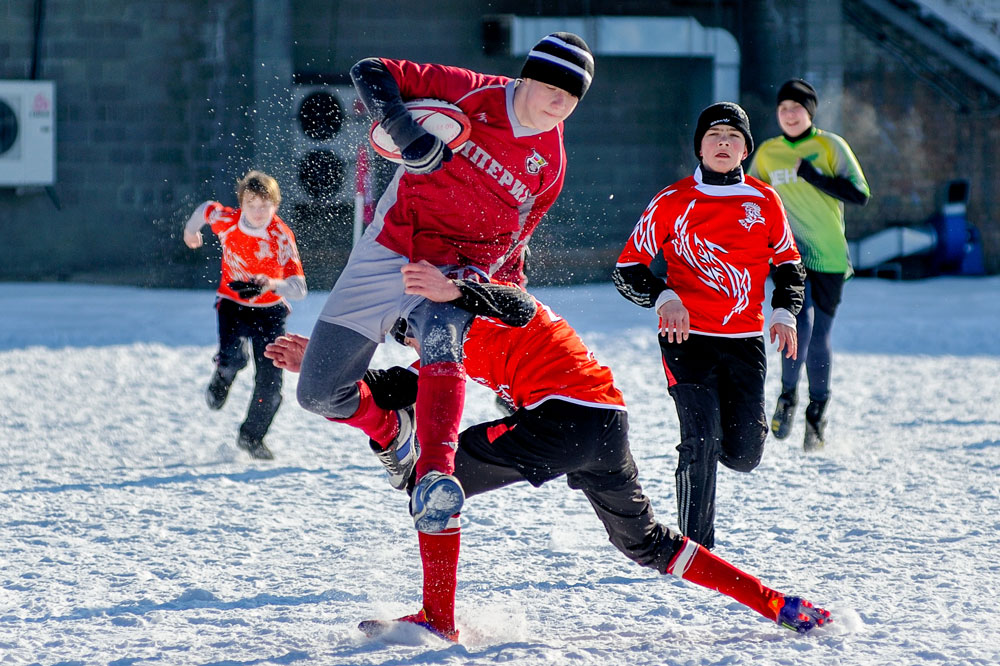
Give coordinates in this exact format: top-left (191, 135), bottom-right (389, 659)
top-left (0, 80), bottom-right (56, 186)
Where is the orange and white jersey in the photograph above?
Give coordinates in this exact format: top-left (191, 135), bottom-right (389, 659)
top-left (462, 298), bottom-right (625, 411)
top-left (194, 201), bottom-right (305, 307)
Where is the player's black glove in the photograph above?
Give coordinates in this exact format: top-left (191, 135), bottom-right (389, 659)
top-left (796, 158), bottom-right (834, 189)
top-left (797, 159), bottom-right (869, 205)
top-left (401, 132), bottom-right (453, 175)
top-left (228, 280), bottom-right (263, 299)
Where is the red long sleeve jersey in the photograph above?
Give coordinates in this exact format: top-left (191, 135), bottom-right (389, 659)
top-left (462, 299), bottom-right (625, 411)
top-left (373, 59), bottom-right (567, 281)
top-left (203, 202), bottom-right (305, 307)
top-left (617, 170), bottom-right (801, 336)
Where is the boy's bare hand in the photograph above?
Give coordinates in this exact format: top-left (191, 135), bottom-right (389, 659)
top-left (770, 323), bottom-right (798, 359)
top-left (183, 230), bottom-right (203, 249)
top-left (657, 299), bottom-right (690, 343)
top-left (401, 260), bottom-right (462, 302)
top-left (264, 333), bottom-right (309, 372)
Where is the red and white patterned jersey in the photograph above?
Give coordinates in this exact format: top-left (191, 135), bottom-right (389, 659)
top-left (372, 59), bottom-right (567, 281)
top-left (616, 168), bottom-right (801, 337)
top-left (202, 202), bottom-right (305, 307)
top-left (462, 298), bottom-right (625, 411)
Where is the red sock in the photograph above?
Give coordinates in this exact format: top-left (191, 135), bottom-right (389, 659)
top-left (328, 381), bottom-right (398, 448)
top-left (666, 537), bottom-right (784, 621)
top-left (415, 362), bottom-right (465, 476)
top-left (419, 528), bottom-right (460, 634)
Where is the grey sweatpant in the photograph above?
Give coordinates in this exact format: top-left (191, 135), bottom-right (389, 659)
top-left (298, 227), bottom-right (473, 419)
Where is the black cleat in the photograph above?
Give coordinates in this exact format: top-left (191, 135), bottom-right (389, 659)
top-left (494, 394), bottom-right (515, 417)
top-left (771, 389), bottom-right (797, 440)
top-left (237, 432), bottom-right (274, 460)
top-left (410, 471), bottom-right (464, 534)
top-left (803, 399), bottom-right (828, 452)
top-left (206, 368), bottom-right (235, 410)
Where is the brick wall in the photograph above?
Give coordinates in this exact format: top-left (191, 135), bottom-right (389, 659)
top-left (0, 0), bottom-right (253, 286)
top-left (842, 22), bottom-right (1000, 272)
top-left (1, 0), bottom-right (996, 289)
top-left (290, 0), bottom-right (721, 286)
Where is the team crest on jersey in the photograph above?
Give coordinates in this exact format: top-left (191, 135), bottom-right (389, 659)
top-left (473, 112), bottom-right (488, 123)
top-left (273, 228), bottom-right (299, 265)
top-left (525, 150), bottom-right (547, 175)
top-left (255, 240), bottom-right (272, 260)
top-left (738, 202), bottom-right (765, 231)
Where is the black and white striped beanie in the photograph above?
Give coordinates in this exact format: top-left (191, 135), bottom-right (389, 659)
top-left (519, 32), bottom-right (594, 99)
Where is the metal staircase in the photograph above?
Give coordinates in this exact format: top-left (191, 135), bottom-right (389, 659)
top-left (947, 1), bottom-right (1000, 37)
top-left (844, 0), bottom-right (1000, 112)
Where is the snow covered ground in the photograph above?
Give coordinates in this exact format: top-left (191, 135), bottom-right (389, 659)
top-left (1, 276), bottom-right (998, 665)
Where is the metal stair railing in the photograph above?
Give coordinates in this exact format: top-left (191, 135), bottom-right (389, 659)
top-left (844, 0), bottom-right (1000, 111)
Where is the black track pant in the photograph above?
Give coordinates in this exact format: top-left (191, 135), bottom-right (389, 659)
top-left (660, 334), bottom-right (767, 550)
top-left (455, 400), bottom-right (685, 573)
top-left (781, 269), bottom-right (845, 403)
top-left (215, 298), bottom-right (287, 441)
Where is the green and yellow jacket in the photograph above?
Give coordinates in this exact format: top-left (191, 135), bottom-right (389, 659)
top-left (749, 127), bottom-right (870, 275)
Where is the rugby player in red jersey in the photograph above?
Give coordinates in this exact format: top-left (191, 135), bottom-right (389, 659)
top-left (267, 262), bottom-right (829, 642)
top-left (296, 34), bottom-right (595, 534)
top-left (613, 103), bottom-right (807, 551)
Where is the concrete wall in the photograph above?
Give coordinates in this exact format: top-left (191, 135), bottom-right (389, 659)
top-left (840, 21), bottom-right (1000, 268)
top-left (0, 0), bottom-right (254, 286)
top-left (289, 0), bottom-right (718, 284)
top-left (1, 0), bottom-right (997, 291)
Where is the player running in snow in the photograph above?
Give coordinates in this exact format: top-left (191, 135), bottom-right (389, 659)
top-left (183, 170), bottom-right (306, 460)
top-left (295, 33), bottom-right (595, 534)
top-left (748, 79), bottom-right (871, 451)
top-left (612, 103), bottom-right (806, 551)
top-left (266, 262), bottom-right (830, 642)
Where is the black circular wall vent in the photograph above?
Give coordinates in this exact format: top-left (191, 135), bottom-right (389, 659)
top-left (0, 100), bottom-right (18, 155)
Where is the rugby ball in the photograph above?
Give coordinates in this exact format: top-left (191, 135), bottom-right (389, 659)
top-left (369, 99), bottom-right (472, 163)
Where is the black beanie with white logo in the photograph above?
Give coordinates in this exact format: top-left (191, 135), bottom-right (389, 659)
top-left (693, 102), bottom-right (754, 157)
top-left (520, 32), bottom-right (595, 99)
top-left (777, 79), bottom-right (818, 118)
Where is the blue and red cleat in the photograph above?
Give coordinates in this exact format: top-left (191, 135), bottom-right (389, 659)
top-left (359, 608), bottom-right (459, 643)
top-left (774, 596), bottom-right (832, 633)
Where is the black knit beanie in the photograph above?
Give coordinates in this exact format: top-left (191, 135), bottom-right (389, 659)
top-left (520, 32), bottom-right (595, 99)
top-left (777, 79), bottom-right (818, 117)
top-left (693, 102), bottom-right (754, 157)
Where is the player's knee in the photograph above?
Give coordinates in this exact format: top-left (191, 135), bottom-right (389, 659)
top-left (419, 332), bottom-right (464, 365)
top-left (295, 377), bottom-right (324, 415)
top-left (256, 364), bottom-right (283, 390)
top-left (675, 433), bottom-right (721, 469)
top-left (295, 372), bottom-right (354, 419)
top-left (719, 418), bottom-right (766, 472)
top-left (719, 438), bottom-right (765, 472)
top-left (720, 450), bottom-right (762, 473)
